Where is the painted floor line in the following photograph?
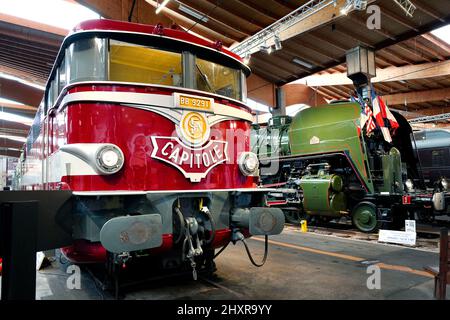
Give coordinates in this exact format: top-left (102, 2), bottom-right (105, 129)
top-left (283, 226), bottom-right (439, 254)
top-left (251, 237), bottom-right (434, 278)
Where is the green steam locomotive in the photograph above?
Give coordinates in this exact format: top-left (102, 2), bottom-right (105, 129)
top-left (252, 101), bottom-right (449, 232)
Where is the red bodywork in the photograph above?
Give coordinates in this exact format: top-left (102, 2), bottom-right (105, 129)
top-left (57, 85), bottom-right (256, 192)
top-left (33, 20), bottom-right (254, 263)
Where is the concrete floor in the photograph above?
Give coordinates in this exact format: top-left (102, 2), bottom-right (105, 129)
top-left (0, 228), bottom-right (444, 300)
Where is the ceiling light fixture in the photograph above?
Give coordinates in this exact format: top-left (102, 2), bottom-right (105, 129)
top-left (292, 58), bottom-right (314, 69)
top-left (340, 0), bottom-right (353, 15)
top-left (260, 44), bottom-right (273, 54)
top-left (155, 0), bottom-right (170, 14)
top-left (178, 4), bottom-right (209, 22)
top-left (274, 34), bottom-right (282, 51)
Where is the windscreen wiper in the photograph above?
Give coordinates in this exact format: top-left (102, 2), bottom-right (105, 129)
top-left (196, 64), bottom-right (214, 92)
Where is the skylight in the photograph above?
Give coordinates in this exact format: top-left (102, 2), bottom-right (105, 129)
top-left (0, 135), bottom-right (27, 143)
top-left (0, 97), bottom-right (25, 105)
top-left (247, 98), bottom-right (271, 113)
top-left (0, 73), bottom-right (45, 91)
top-left (0, 0), bottom-right (100, 30)
top-left (0, 111), bottom-right (33, 126)
top-left (431, 24), bottom-right (450, 45)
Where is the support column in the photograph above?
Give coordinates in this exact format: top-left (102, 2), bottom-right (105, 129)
top-left (1, 201), bottom-right (38, 300)
top-left (273, 86), bottom-right (286, 116)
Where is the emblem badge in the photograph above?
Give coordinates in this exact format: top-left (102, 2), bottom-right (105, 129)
top-left (178, 111), bottom-right (210, 146)
top-left (150, 93), bottom-right (229, 182)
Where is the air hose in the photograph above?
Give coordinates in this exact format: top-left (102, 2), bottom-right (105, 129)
top-left (202, 208), bottom-right (216, 245)
top-left (232, 231), bottom-right (268, 267)
top-left (214, 233), bottom-right (269, 267)
top-left (213, 242), bottom-right (229, 259)
top-left (241, 235), bottom-right (268, 267)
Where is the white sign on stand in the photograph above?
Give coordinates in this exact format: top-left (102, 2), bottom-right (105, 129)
top-left (378, 220), bottom-right (417, 246)
top-left (405, 220), bottom-right (416, 233)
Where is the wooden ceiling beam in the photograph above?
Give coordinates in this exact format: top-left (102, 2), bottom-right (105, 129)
top-left (395, 43), bottom-right (433, 62)
top-left (0, 77), bottom-right (43, 106)
top-left (272, 0), bottom-right (298, 11)
top-left (144, 0), bottom-right (236, 45)
top-left (233, 0), bottom-right (281, 21)
top-left (322, 85), bottom-right (347, 98)
top-left (0, 62), bottom-right (47, 82)
top-left (380, 48), bottom-right (415, 65)
top-left (253, 54), bottom-right (301, 77)
top-left (308, 32), bottom-right (348, 52)
top-left (293, 61), bottom-right (450, 86)
top-left (420, 34), bottom-right (450, 53)
top-left (313, 88), bottom-right (335, 100)
top-left (282, 44), bottom-right (325, 68)
top-left (414, 1), bottom-right (446, 22)
top-left (375, 53), bottom-right (397, 66)
top-left (379, 6), bottom-right (419, 32)
top-left (204, 0), bottom-right (267, 29)
top-left (347, 15), bottom-right (396, 41)
top-left (250, 67), bottom-right (284, 85)
top-left (276, 0), bottom-right (377, 46)
top-left (0, 65), bottom-right (46, 86)
top-left (0, 102), bottom-right (37, 114)
top-left (383, 88), bottom-right (450, 105)
top-left (294, 40), bottom-right (340, 62)
top-left (0, 13), bottom-right (68, 36)
top-left (0, 37), bottom-right (59, 58)
top-left (405, 38), bottom-right (446, 61)
top-left (315, 87), bottom-right (341, 100)
top-left (168, 1), bottom-right (249, 40)
top-left (176, 0), bottom-right (255, 36)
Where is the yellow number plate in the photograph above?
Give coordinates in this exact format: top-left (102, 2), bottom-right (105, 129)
top-left (177, 94), bottom-right (212, 111)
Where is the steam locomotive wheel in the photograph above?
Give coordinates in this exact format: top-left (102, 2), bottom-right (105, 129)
top-left (352, 202), bottom-right (379, 233)
top-left (283, 208), bottom-right (301, 224)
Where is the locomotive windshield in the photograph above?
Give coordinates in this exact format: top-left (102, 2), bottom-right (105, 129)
top-left (109, 40), bottom-right (183, 87)
top-left (48, 36), bottom-right (245, 108)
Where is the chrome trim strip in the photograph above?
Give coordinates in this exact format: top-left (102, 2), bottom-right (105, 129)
top-left (73, 188), bottom-right (274, 196)
top-left (58, 91), bottom-right (253, 122)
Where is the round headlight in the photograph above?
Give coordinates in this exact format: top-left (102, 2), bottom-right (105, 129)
top-left (405, 179), bottom-right (414, 192)
top-left (238, 152), bottom-right (259, 176)
top-left (96, 145), bottom-right (124, 174)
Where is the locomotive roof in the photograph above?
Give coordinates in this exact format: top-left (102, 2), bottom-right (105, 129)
top-left (43, 19), bottom-right (251, 96)
top-left (72, 19), bottom-right (245, 65)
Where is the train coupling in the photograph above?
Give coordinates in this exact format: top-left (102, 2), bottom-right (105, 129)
top-left (231, 207), bottom-right (285, 236)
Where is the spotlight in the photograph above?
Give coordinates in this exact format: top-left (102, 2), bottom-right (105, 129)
top-left (353, 0), bottom-right (368, 11)
top-left (243, 53), bottom-right (251, 64)
top-left (260, 44), bottom-right (273, 54)
top-left (274, 35), bottom-right (282, 51)
top-left (155, 0), bottom-right (170, 14)
top-left (340, 0), bottom-right (353, 15)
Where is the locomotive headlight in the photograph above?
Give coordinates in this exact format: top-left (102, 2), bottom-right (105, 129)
top-left (238, 152), bottom-right (259, 176)
top-left (95, 145), bottom-right (124, 174)
top-left (405, 179), bottom-right (414, 192)
top-left (440, 178), bottom-right (448, 191)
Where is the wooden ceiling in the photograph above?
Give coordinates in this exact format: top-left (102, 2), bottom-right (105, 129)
top-left (0, 0), bottom-right (449, 149)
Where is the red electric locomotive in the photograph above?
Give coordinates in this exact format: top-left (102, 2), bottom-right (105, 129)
top-left (14, 19), bottom-right (284, 279)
